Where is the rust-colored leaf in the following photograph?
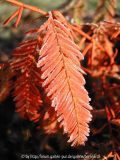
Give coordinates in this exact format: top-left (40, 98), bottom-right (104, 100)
top-left (37, 12), bottom-right (92, 146)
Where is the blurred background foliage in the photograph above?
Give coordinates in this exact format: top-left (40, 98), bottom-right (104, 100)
top-left (87, 0), bottom-right (120, 11)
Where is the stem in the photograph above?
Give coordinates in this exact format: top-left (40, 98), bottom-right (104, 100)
top-left (4, 0), bottom-right (47, 15)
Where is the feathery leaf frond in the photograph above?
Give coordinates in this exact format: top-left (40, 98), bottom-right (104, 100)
top-left (11, 35), bottom-right (43, 121)
top-left (37, 12), bottom-right (92, 146)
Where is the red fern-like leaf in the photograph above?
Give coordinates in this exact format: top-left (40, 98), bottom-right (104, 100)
top-left (11, 36), bottom-right (43, 121)
top-left (37, 12), bottom-right (92, 146)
